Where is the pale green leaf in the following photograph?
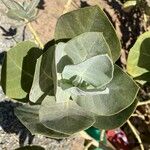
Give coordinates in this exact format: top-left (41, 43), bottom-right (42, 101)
top-left (26, 0), bottom-right (40, 14)
top-left (73, 65), bottom-right (139, 116)
top-left (1, 0), bottom-right (24, 10)
top-left (15, 103), bottom-right (69, 138)
top-left (55, 6), bottom-right (121, 62)
top-left (6, 9), bottom-right (28, 21)
top-left (1, 41), bottom-right (42, 100)
top-left (55, 86), bottom-right (71, 103)
top-left (39, 97), bottom-right (95, 135)
top-left (64, 32), bottom-right (112, 64)
top-left (127, 31), bottom-right (150, 84)
top-left (1, 0), bottom-right (29, 21)
top-left (54, 42), bottom-right (73, 97)
top-left (62, 55), bottom-right (113, 88)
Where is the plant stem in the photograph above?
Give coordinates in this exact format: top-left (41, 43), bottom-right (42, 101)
top-left (80, 131), bottom-right (99, 147)
top-left (138, 100), bottom-right (150, 106)
top-left (26, 21), bottom-right (44, 49)
top-left (100, 130), bottom-right (105, 142)
top-left (131, 114), bottom-right (145, 120)
top-left (84, 141), bottom-right (93, 150)
top-left (127, 120), bottom-right (144, 150)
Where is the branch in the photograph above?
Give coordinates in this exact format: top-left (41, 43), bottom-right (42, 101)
top-left (100, 130), bottom-right (105, 142)
top-left (138, 100), bottom-right (150, 106)
top-left (127, 120), bottom-right (144, 150)
top-left (26, 20), bottom-right (44, 49)
top-left (80, 131), bottom-right (99, 147)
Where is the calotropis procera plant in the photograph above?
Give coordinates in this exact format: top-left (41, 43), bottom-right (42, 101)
top-left (1, 6), bottom-right (139, 138)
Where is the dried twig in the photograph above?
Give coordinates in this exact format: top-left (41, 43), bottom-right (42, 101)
top-left (100, 130), bottom-right (105, 142)
top-left (127, 120), bottom-right (144, 150)
top-left (80, 131), bottom-right (99, 147)
top-left (138, 100), bottom-right (150, 106)
top-left (84, 140), bottom-right (93, 150)
top-left (131, 114), bottom-right (145, 120)
top-left (26, 21), bottom-right (44, 49)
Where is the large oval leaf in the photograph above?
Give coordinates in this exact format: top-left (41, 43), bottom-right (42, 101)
top-left (94, 98), bottom-right (138, 129)
top-left (55, 6), bottom-right (121, 62)
top-left (1, 41), bottom-right (42, 101)
top-left (15, 103), bottom-right (69, 138)
top-left (39, 96), bottom-right (95, 135)
top-left (29, 46), bottom-right (54, 103)
top-left (64, 32), bottom-right (112, 64)
top-left (62, 55), bottom-right (113, 88)
top-left (73, 65), bottom-right (139, 116)
top-left (127, 31), bottom-right (150, 84)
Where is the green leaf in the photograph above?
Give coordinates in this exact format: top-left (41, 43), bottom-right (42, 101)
top-left (62, 54), bottom-right (113, 88)
top-left (15, 145), bottom-right (45, 150)
top-left (39, 97), bottom-right (95, 135)
top-left (28, 9), bottom-right (38, 21)
top-left (1, 0), bottom-right (29, 21)
top-left (73, 65), bottom-right (139, 116)
top-left (55, 6), bottom-right (121, 62)
top-left (15, 102), bottom-right (69, 138)
top-left (54, 42), bottom-right (73, 95)
top-left (1, 41), bottom-right (42, 101)
top-left (127, 31), bottom-right (150, 84)
top-left (63, 32), bottom-right (112, 64)
top-left (1, 0), bottom-right (38, 21)
top-left (25, 0), bottom-right (39, 21)
top-left (26, 0), bottom-right (40, 14)
top-left (54, 42), bottom-right (69, 78)
top-left (1, 0), bottom-right (24, 10)
top-left (55, 86), bottom-right (71, 103)
top-left (6, 9), bottom-right (28, 21)
top-left (29, 46), bottom-right (54, 103)
top-left (94, 98), bottom-right (138, 129)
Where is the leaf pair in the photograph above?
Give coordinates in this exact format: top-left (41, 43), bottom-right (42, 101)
top-left (1, 0), bottom-right (40, 21)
